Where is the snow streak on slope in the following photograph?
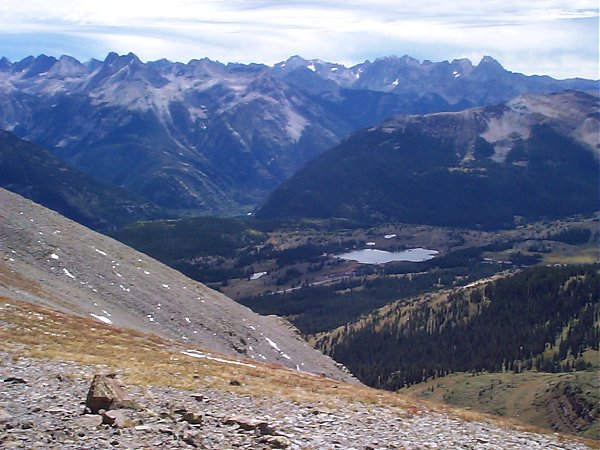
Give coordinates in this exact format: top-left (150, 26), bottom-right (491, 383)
top-left (0, 188), bottom-right (354, 382)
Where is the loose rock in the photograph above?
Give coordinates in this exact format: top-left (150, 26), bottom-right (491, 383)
top-left (85, 374), bottom-right (138, 413)
top-left (0, 353), bottom-right (593, 450)
top-left (181, 411), bottom-right (203, 425)
top-left (261, 435), bottom-right (291, 448)
top-left (101, 409), bottom-right (128, 428)
top-left (3, 377), bottom-right (27, 384)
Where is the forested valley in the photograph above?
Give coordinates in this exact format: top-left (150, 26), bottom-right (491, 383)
top-left (315, 264), bottom-right (599, 390)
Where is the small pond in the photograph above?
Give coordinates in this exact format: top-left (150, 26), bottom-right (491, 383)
top-left (336, 248), bottom-right (438, 264)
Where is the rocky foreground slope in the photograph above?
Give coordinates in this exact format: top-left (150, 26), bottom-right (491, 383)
top-left (0, 297), bottom-right (594, 449)
top-left (0, 188), bottom-right (350, 381)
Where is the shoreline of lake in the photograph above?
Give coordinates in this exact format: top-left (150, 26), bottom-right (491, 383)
top-left (337, 247), bottom-right (439, 264)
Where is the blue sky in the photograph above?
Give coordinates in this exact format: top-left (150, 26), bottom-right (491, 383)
top-left (1, 1), bottom-right (598, 79)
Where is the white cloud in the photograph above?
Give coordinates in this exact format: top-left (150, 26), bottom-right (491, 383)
top-left (0, 1), bottom-right (597, 78)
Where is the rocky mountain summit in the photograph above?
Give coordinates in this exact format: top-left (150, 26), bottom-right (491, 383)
top-left (0, 188), bottom-right (351, 380)
top-left (0, 53), bottom-right (595, 215)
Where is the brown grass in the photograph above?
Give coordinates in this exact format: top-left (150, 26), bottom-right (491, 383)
top-left (1, 295), bottom-right (596, 447)
top-left (0, 296), bottom-right (416, 410)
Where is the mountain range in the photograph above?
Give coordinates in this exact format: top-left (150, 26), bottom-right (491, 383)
top-left (1, 51), bottom-right (599, 445)
top-left (257, 90), bottom-right (600, 229)
top-left (0, 53), bottom-right (596, 216)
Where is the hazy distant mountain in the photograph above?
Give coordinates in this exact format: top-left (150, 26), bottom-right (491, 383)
top-left (256, 91), bottom-right (600, 229)
top-left (0, 53), bottom-right (596, 214)
top-left (0, 130), bottom-right (165, 231)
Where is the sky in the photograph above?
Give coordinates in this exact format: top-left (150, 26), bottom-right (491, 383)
top-left (0, 1), bottom-right (598, 79)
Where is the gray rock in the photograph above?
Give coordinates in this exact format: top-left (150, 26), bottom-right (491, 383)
top-left (181, 411), bottom-right (203, 425)
top-left (181, 428), bottom-right (202, 447)
top-left (3, 377), bottom-right (27, 384)
top-left (0, 351), bottom-right (594, 450)
top-left (75, 414), bottom-right (102, 430)
top-left (223, 415), bottom-right (275, 435)
top-left (0, 409), bottom-right (12, 423)
top-left (101, 409), bottom-right (128, 428)
top-left (190, 393), bottom-right (204, 402)
top-left (261, 435), bottom-right (291, 448)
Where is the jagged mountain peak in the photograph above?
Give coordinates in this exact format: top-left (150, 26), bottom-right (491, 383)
top-left (373, 54), bottom-right (420, 65)
top-left (11, 54), bottom-right (57, 78)
top-left (0, 57), bottom-right (10, 71)
top-left (100, 51), bottom-right (143, 71)
top-left (47, 55), bottom-right (87, 78)
top-left (473, 55), bottom-right (508, 77)
top-left (277, 54), bottom-right (310, 67)
top-left (103, 51), bottom-right (130, 65)
top-left (103, 51), bottom-right (119, 63)
top-left (226, 61), bottom-right (268, 73)
top-left (479, 55), bottom-right (503, 66)
top-left (274, 55), bottom-right (346, 77)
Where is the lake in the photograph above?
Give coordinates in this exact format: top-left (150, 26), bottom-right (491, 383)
top-left (336, 248), bottom-right (439, 264)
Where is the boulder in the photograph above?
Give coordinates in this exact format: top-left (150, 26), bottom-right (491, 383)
top-left (85, 374), bottom-right (138, 414)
